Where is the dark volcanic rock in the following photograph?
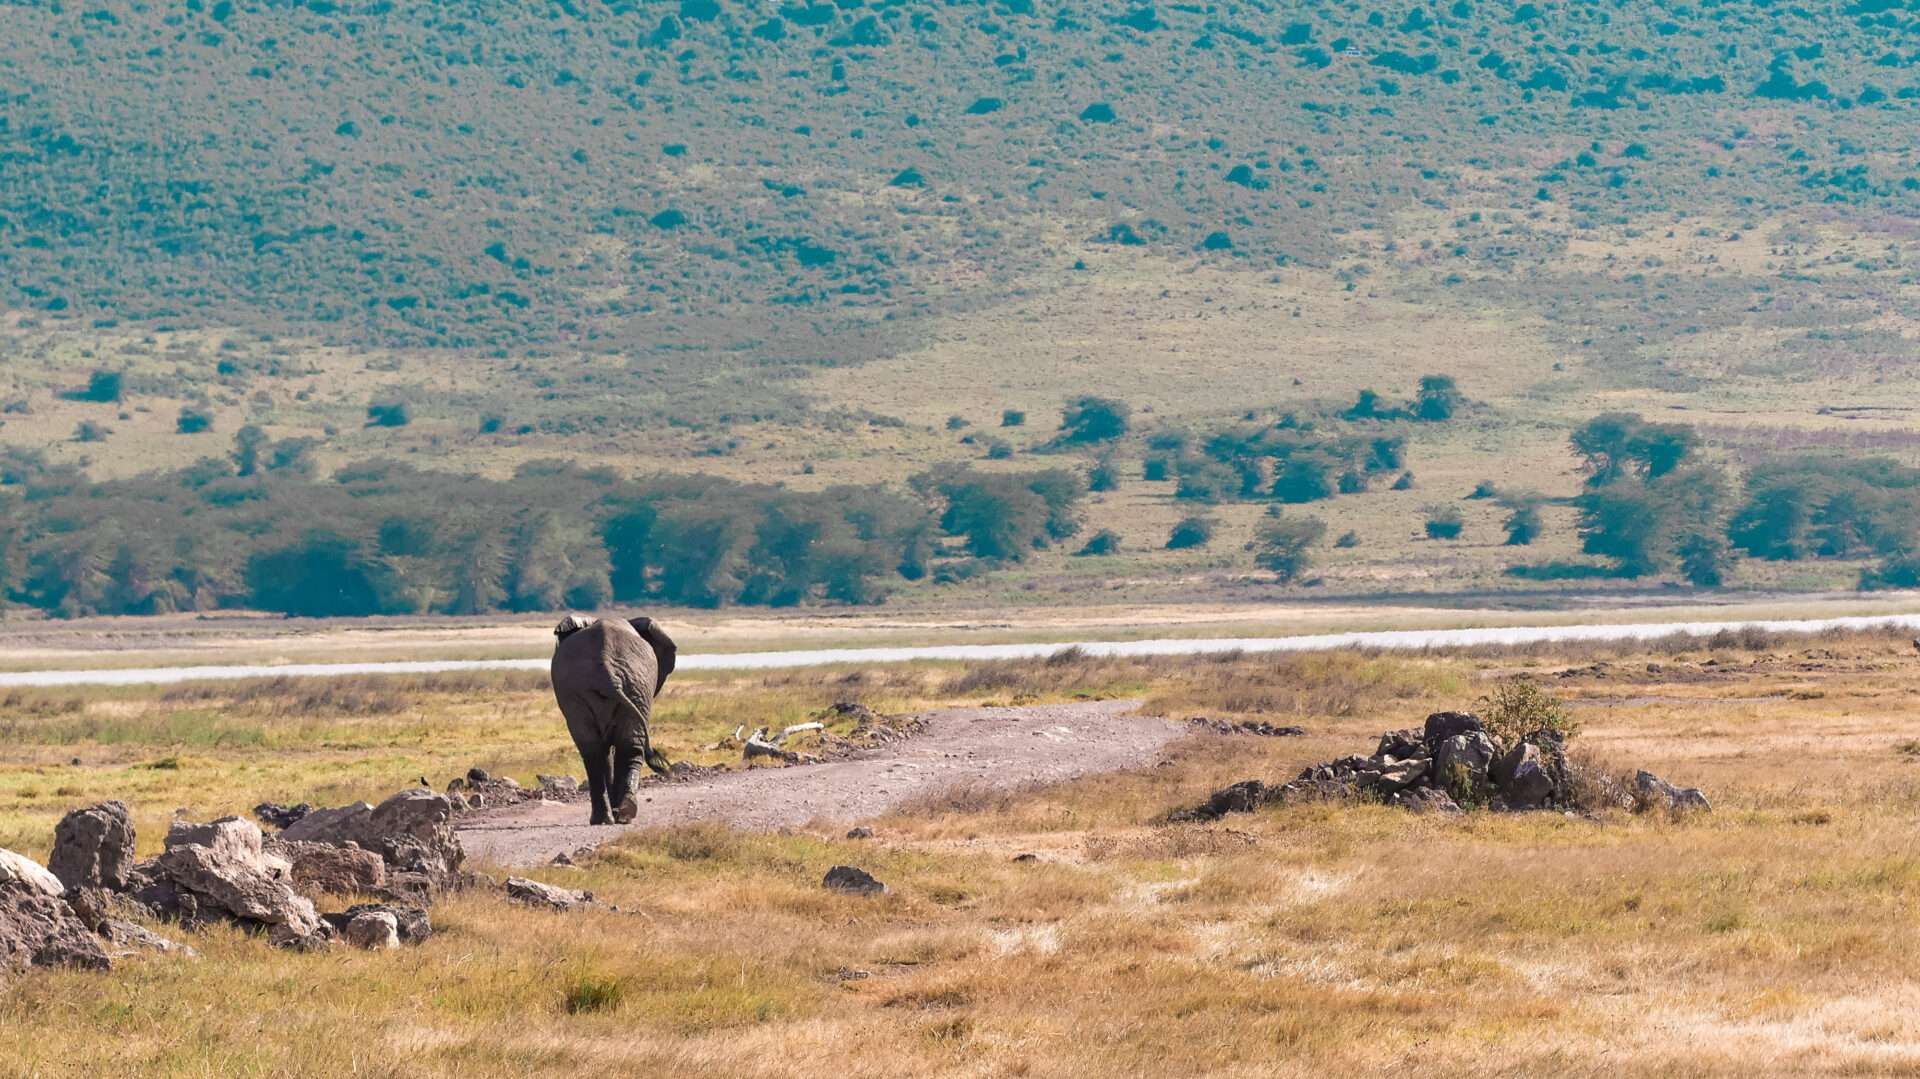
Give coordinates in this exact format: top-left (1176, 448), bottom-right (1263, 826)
top-left (1168, 779), bottom-right (1268, 822)
top-left (822, 865), bottom-right (887, 896)
top-left (1423, 711), bottom-right (1486, 744)
top-left (253, 802), bottom-right (312, 830)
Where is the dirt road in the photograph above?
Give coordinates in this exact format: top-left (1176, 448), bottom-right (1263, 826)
top-left (456, 699), bottom-right (1180, 867)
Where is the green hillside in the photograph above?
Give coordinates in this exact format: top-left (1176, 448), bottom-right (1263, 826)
top-left (5, 0), bottom-right (1920, 615)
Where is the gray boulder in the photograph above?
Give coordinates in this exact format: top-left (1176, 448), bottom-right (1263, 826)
top-left (49, 801), bottom-right (136, 893)
top-left (98, 918), bottom-right (195, 960)
top-left (1493, 743), bottom-right (1556, 808)
top-left (0, 880), bottom-right (111, 974)
top-left (1634, 771), bottom-right (1711, 813)
top-left (1433, 732), bottom-right (1496, 788)
top-left (323, 903), bottom-right (431, 945)
top-left (1390, 787), bottom-right (1464, 815)
top-left (1374, 728), bottom-right (1426, 761)
top-left (342, 910), bottom-right (400, 950)
top-left (505, 876), bottom-right (594, 912)
top-left (1423, 711), bottom-right (1485, 745)
top-left (265, 839), bottom-right (386, 898)
top-left (278, 789), bottom-right (464, 896)
top-left (1369, 757), bottom-right (1429, 793)
top-left (148, 817), bottom-right (321, 940)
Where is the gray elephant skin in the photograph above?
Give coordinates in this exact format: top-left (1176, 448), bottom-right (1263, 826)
top-left (550, 615), bottom-right (677, 825)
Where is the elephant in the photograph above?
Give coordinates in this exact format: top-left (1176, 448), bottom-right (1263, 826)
top-left (550, 614), bottom-right (678, 825)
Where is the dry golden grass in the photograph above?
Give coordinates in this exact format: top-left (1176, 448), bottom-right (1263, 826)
top-left (7, 631), bottom-right (1920, 1074)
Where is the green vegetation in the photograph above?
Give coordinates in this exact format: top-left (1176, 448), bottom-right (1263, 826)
top-left (1252, 515), bottom-right (1327, 583)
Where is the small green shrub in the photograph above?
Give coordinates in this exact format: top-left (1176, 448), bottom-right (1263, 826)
top-left (1478, 678), bottom-right (1578, 752)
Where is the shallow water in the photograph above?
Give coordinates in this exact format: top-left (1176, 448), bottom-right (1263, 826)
top-left (3, 612), bottom-right (1917, 688)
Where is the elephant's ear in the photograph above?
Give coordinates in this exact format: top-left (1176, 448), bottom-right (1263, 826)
top-left (553, 614), bottom-right (593, 641)
top-left (630, 617), bottom-right (677, 694)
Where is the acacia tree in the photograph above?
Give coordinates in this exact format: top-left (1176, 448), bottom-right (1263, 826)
top-left (1252, 515), bottom-right (1327, 582)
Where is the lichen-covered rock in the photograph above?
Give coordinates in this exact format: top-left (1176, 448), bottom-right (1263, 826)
top-left (49, 801), bottom-right (136, 893)
top-left (0, 880), bottom-right (111, 974)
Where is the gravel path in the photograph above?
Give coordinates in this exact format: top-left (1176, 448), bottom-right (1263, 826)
top-left (456, 699), bottom-right (1178, 867)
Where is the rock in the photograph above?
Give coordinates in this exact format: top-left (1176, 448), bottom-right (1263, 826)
top-left (1493, 743), bottom-right (1556, 808)
top-left (467, 793), bottom-right (484, 810)
top-left (822, 865), bottom-right (887, 896)
top-left (0, 848), bottom-right (65, 898)
top-left (323, 903), bottom-right (431, 945)
top-left (1423, 711), bottom-right (1486, 745)
top-left (1369, 757), bottom-right (1429, 793)
top-left (252, 802), bottom-right (312, 830)
top-left (466, 767), bottom-right (491, 784)
top-left (1634, 771), bottom-right (1711, 813)
top-left (846, 826), bottom-right (874, 840)
top-left (1374, 728), bottom-right (1426, 760)
top-left (1170, 779), bottom-right (1268, 822)
top-left (342, 910), bottom-right (399, 950)
top-left (1390, 787), bottom-right (1464, 815)
top-left (537, 774), bottom-right (578, 794)
top-left (505, 876), bottom-right (594, 912)
top-left (265, 839), bottom-right (386, 898)
top-left (1011, 853), bottom-right (1039, 863)
top-left (151, 817), bottom-right (322, 939)
top-left (0, 881), bottom-right (112, 974)
top-left (1433, 731), bottom-right (1496, 787)
top-left (280, 790), bottom-right (464, 897)
top-left (49, 801), bottom-right (137, 893)
top-left (551, 851), bottom-right (575, 867)
top-left (98, 918), bottom-right (195, 959)
top-left (279, 802), bottom-right (375, 845)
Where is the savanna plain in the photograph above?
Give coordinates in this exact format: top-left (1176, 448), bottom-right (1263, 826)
top-left (5, 627), bottom-right (1918, 1076)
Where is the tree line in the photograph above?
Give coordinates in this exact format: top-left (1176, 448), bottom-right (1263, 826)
top-left (0, 443), bottom-right (1089, 617)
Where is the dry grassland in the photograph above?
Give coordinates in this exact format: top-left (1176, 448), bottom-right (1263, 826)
top-left (5, 629), bottom-right (1920, 1074)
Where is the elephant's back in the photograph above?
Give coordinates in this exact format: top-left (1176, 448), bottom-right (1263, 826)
top-left (551, 619), bottom-right (655, 697)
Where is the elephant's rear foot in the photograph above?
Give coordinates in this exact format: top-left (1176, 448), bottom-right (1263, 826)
top-left (611, 794), bottom-right (639, 825)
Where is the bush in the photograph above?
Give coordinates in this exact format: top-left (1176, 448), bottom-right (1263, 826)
top-left (1166, 515), bottom-right (1214, 549)
top-left (1001, 410), bottom-right (1026, 427)
top-left (1088, 457), bottom-right (1119, 492)
top-left (1075, 529), bottom-right (1121, 556)
top-left (1056, 396), bottom-right (1130, 445)
top-left (564, 973), bottom-right (627, 1014)
top-left (1143, 456), bottom-right (1170, 482)
top-left (479, 414), bottom-right (506, 434)
top-left (1415, 374), bottom-right (1464, 422)
top-left (72, 420), bottom-right (111, 443)
top-left (66, 369), bottom-right (124, 404)
top-left (984, 439), bottom-right (1013, 460)
top-left (1391, 471), bottom-right (1415, 491)
top-left (1503, 501), bottom-right (1543, 545)
top-left (1334, 530), bottom-right (1359, 548)
top-left (1252, 515), bottom-right (1327, 582)
top-left (366, 398), bottom-right (412, 428)
top-left (946, 415), bottom-right (970, 431)
top-left (1424, 505), bottom-right (1464, 539)
top-left (1478, 678), bottom-right (1579, 753)
top-left (176, 407), bottom-right (214, 435)
top-left (1468, 480), bottom-right (1499, 499)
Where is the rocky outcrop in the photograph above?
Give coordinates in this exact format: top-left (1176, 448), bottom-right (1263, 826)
top-left (322, 903), bottom-right (431, 945)
top-left (341, 910), bottom-right (399, 950)
top-left (253, 802), bottom-right (312, 830)
top-left (49, 801), bottom-right (136, 892)
top-left (1168, 709), bottom-right (1696, 822)
top-left (1187, 717), bottom-right (1308, 737)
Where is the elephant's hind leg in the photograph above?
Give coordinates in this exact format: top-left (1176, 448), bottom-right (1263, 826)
top-left (581, 743), bottom-right (614, 825)
top-left (609, 744), bottom-right (642, 825)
